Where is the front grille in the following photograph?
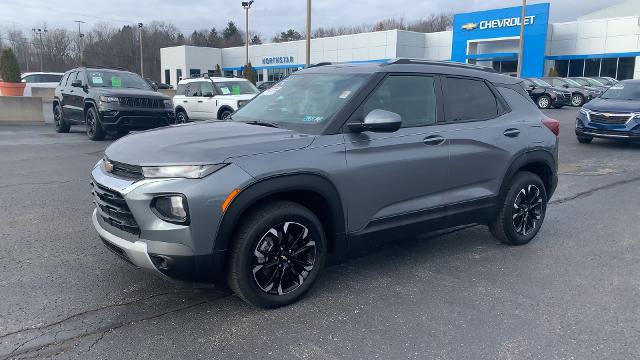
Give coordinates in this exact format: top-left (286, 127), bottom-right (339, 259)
top-left (119, 97), bottom-right (164, 109)
top-left (590, 112), bottom-right (630, 125)
top-left (91, 181), bottom-right (140, 235)
top-left (109, 160), bottom-right (143, 181)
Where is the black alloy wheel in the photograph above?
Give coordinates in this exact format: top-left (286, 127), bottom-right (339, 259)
top-left (85, 107), bottom-right (106, 141)
top-left (54, 104), bottom-right (70, 133)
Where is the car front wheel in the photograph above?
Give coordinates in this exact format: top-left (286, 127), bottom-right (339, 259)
top-left (85, 107), bottom-right (106, 141)
top-left (227, 201), bottom-right (327, 308)
top-left (490, 171), bottom-right (548, 246)
top-left (571, 94), bottom-right (584, 107)
top-left (537, 95), bottom-right (551, 109)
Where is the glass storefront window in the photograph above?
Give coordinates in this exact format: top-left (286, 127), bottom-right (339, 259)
top-left (584, 58), bottom-right (600, 77)
top-left (554, 60), bottom-right (569, 77)
top-left (600, 58), bottom-right (617, 78)
top-left (617, 57), bottom-right (636, 80)
top-left (568, 59), bottom-right (584, 77)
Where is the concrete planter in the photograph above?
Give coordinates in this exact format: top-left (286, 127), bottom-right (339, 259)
top-left (0, 82), bottom-right (26, 96)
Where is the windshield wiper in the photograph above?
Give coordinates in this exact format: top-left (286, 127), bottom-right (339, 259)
top-left (243, 120), bottom-right (279, 128)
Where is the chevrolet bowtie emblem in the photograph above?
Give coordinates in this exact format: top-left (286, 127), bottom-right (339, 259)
top-left (604, 113), bottom-right (612, 117)
top-left (103, 160), bottom-right (114, 173)
top-left (461, 22), bottom-right (478, 31)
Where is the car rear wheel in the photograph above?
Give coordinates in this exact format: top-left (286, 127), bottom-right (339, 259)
top-left (53, 104), bottom-right (70, 133)
top-left (537, 95), bottom-right (551, 109)
top-left (227, 201), bottom-right (327, 308)
top-left (85, 107), bottom-right (106, 141)
top-left (577, 136), bottom-right (593, 144)
top-left (219, 109), bottom-right (233, 120)
top-left (490, 171), bottom-right (548, 246)
top-left (175, 110), bottom-right (188, 124)
top-left (571, 94), bottom-right (584, 107)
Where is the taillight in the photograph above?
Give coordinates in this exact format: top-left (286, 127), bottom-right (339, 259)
top-left (542, 118), bottom-right (560, 136)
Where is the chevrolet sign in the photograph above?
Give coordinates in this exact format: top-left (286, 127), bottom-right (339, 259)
top-left (461, 23), bottom-right (478, 31)
top-left (479, 15), bottom-right (536, 30)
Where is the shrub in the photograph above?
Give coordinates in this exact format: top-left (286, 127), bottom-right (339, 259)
top-left (0, 48), bottom-right (21, 83)
top-left (215, 64), bottom-right (222, 76)
top-left (547, 67), bottom-right (559, 77)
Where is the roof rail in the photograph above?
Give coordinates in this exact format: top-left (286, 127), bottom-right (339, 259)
top-left (307, 62), bottom-right (332, 68)
top-left (384, 58), bottom-right (497, 73)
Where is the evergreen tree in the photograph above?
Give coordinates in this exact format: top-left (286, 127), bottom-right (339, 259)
top-left (0, 48), bottom-right (21, 83)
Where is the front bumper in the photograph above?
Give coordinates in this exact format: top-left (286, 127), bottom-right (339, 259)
top-left (99, 108), bottom-right (175, 131)
top-left (575, 113), bottom-right (640, 140)
top-left (90, 159), bottom-right (254, 283)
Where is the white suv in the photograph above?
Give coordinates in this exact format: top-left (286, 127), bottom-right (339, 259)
top-left (173, 76), bottom-right (259, 123)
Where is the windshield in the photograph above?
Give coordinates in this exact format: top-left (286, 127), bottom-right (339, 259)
top-left (87, 70), bottom-right (151, 90)
top-left (563, 78), bottom-right (582, 87)
top-left (232, 73), bottom-right (370, 130)
top-left (585, 78), bottom-right (605, 87)
top-left (600, 82), bottom-right (640, 100)
top-left (214, 80), bottom-right (258, 95)
top-left (531, 78), bottom-right (551, 87)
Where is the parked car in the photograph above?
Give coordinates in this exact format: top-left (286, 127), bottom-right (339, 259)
top-left (91, 59), bottom-right (558, 308)
top-left (569, 77), bottom-right (608, 93)
top-left (145, 78), bottom-right (173, 90)
top-left (173, 76), bottom-right (259, 123)
top-left (53, 67), bottom-right (175, 140)
top-left (522, 78), bottom-right (572, 109)
top-left (575, 79), bottom-right (640, 143)
top-left (257, 81), bottom-right (275, 91)
top-left (594, 76), bottom-right (618, 87)
top-left (542, 77), bottom-right (597, 107)
top-left (21, 72), bottom-right (63, 96)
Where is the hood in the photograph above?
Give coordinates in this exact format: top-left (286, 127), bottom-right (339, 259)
top-left (94, 88), bottom-right (169, 100)
top-left (105, 121), bottom-right (315, 166)
top-left (584, 97), bottom-right (640, 113)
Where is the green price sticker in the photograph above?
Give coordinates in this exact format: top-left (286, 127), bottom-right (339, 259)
top-left (232, 84), bottom-right (241, 95)
top-left (111, 77), bottom-right (122, 88)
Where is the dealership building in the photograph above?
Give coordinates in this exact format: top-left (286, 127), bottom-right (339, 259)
top-left (160, 0), bottom-right (640, 87)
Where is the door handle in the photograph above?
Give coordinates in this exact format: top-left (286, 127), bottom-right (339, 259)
top-left (503, 128), bottom-right (521, 138)
top-left (183, 100), bottom-right (188, 103)
top-left (197, 100), bottom-right (203, 103)
top-left (423, 135), bottom-right (445, 146)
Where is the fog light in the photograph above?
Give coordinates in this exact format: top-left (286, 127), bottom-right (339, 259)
top-left (151, 195), bottom-right (189, 224)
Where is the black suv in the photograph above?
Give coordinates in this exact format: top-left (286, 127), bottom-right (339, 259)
top-left (53, 67), bottom-right (175, 140)
top-left (522, 78), bottom-right (572, 109)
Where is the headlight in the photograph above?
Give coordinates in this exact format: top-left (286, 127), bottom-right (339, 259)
top-left (237, 100), bottom-right (249, 108)
top-left (151, 195), bottom-right (189, 224)
top-left (163, 99), bottom-right (173, 108)
top-left (579, 108), bottom-right (591, 116)
top-left (99, 96), bottom-right (119, 103)
top-left (553, 90), bottom-right (561, 95)
top-left (141, 164), bottom-right (227, 179)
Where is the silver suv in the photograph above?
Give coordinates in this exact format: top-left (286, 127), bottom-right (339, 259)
top-left (91, 59), bottom-right (559, 308)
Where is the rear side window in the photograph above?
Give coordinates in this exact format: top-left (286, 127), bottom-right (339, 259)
top-left (60, 73), bottom-right (70, 86)
top-left (443, 77), bottom-right (499, 122)
top-left (361, 75), bottom-right (437, 128)
top-left (186, 82), bottom-right (202, 97)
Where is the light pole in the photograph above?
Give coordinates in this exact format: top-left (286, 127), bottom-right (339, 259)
top-left (516, 0), bottom-right (527, 78)
top-left (74, 20), bottom-right (86, 65)
top-left (306, 0), bottom-right (311, 66)
top-left (32, 28), bottom-right (47, 72)
top-left (138, 23), bottom-right (144, 77)
top-left (242, 1), bottom-right (254, 67)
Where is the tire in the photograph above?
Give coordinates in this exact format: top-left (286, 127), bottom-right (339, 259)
top-left (85, 106), bottom-right (106, 141)
top-left (219, 109), bottom-right (233, 120)
top-left (53, 104), bottom-right (70, 133)
top-left (227, 201), bottom-right (327, 308)
top-left (537, 95), bottom-right (552, 109)
top-left (175, 110), bottom-right (188, 124)
top-left (577, 136), bottom-right (593, 144)
top-left (571, 94), bottom-right (585, 107)
top-left (490, 171), bottom-right (548, 246)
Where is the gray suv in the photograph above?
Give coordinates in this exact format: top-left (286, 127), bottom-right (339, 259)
top-left (91, 59), bottom-right (559, 308)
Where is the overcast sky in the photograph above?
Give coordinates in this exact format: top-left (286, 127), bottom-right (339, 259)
top-left (0, 0), bottom-right (624, 39)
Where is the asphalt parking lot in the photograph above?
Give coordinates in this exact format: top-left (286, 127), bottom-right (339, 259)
top-left (1, 107), bottom-right (639, 359)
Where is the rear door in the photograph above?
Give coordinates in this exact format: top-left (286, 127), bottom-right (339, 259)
top-left (439, 76), bottom-right (528, 221)
top-left (199, 80), bottom-right (218, 120)
top-left (343, 74), bottom-right (450, 235)
top-left (185, 82), bottom-right (204, 120)
top-left (61, 71), bottom-right (79, 120)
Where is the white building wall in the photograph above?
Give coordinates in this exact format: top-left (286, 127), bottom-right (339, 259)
top-left (578, 0), bottom-right (640, 21)
top-left (160, 46), bottom-right (222, 87)
top-left (422, 30), bottom-right (452, 60)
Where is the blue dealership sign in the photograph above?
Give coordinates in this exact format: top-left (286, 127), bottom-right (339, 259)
top-left (451, 3), bottom-right (550, 77)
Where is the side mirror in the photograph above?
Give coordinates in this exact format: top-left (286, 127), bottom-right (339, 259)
top-left (151, 83), bottom-right (159, 91)
top-left (71, 79), bottom-right (83, 88)
top-left (348, 109), bottom-right (402, 133)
